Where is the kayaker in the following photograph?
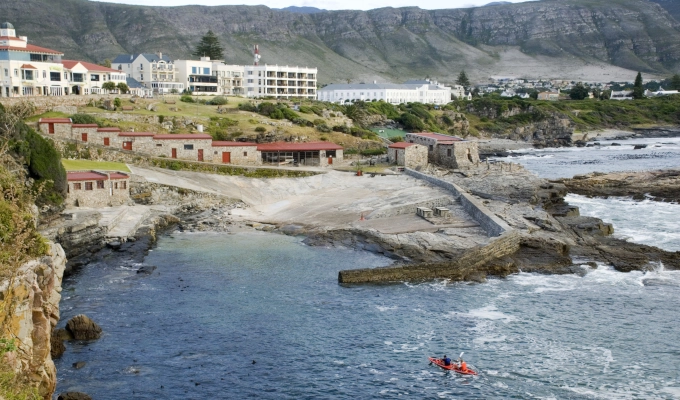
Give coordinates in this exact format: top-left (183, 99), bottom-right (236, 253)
top-left (458, 358), bottom-right (468, 372)
top-left (442, 355), bottom-right (451, 366)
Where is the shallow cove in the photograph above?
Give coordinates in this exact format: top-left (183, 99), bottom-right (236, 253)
top-left (55, 231), bottom-right (680, 399)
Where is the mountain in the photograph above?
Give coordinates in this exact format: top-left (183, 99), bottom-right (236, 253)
top-left (2, 0), bottom-right (680, 84)
top-left (276, 6), bottom-right (327, 14)
top-left (650, 0), bottom-right (680, 21)
top-left (484, 2), bottom-right (512, 6)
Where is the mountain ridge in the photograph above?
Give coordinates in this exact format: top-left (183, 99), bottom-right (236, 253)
top-left (2, 0), bottom-right (679, 84)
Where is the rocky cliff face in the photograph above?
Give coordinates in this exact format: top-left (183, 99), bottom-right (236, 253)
top-left (1, 0), bottom-right (679, 83)
top-left (1, 242), bottom-right (66, 399)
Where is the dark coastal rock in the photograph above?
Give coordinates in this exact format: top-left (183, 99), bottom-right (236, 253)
top-left (72, 361), bottom-right (87, 369)
top-left (66, 314), bottom-right (102, 340)
top-left (58, 392), bottom-right (92, 400)
top-left (633, 144), bottom-right (647, 150)
top-left (558, 169), bottom-right (680, 203)
top-left (611, 142), bottom-right (621, 146)
top-left (107, 240), bottom-right (122, 250)
top-left (50, 328), bottom-right (68, 358)
top-left (137, 265), bottom-right (157, 275)
top-left (280, 224), bottom-right (305, 235)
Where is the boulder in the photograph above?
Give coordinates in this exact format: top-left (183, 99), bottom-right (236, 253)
top-left (58, 392), bottom-right (92, 400)
top-left (73, 361), bottom-right (87, 369)
top-left (66, 314), bottom-right (102, 340)
top-left (137, 265), bottom-right (157, 275)
top-left (51, 329), bottom-right (67, 358)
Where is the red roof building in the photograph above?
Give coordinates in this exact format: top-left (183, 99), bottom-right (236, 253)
top-left (212, 141), bottom-right (258, 147)
top-left (256, 141), bottom-right (343, 152)
top-left (153, 134), bottom-right (213, 140)
top-left (388, 142), bottom-right (416, 149)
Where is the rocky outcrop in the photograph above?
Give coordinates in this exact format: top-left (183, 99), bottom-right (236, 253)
top-left (559, 169), bottom-right (680, 203)
top-left (507, 115), bottom-right (574, 148)
top-left (1, 242), bottom-right (66, 399)
top-left (57, 392), bottom-right (92, 400)
top-left (40, 211), bottom-right (105, 273)
top-left (65, 315), bottom-right (102, 341)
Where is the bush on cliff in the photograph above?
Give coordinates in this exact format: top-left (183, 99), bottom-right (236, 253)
top-left (69, 113), bottom-right (98, 125)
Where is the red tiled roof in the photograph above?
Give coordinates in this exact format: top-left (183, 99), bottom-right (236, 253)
top-left (257, 141), bottom-right (343, 152)
top-left (72, 124), bottom-right (98, 128)
top-left (0, 43), bottom-right (63, 55)
top-left (67, 171), bottom-right (129, 181)
top-left (62, 60), bottom-right (122, 73)
top-left (20, 63), bottom-right (36, 69)
top-left (410, 132), bottom-right (463, 141)
top-left (389, 142), bottom-right (416, 149)
top-left (212, 141), bottom-right (258, 147)
top-left (119, 132), bottom-right (155, 137)
top-left (109, 172), bottom-right (129, 180)
top-left (39, 118), bottom-right (71, 124)
top-left (67, 171), bottom-right (107, 181)
top-left (153, 134), bottom-right (212, 140)
top-left (97, 127), bottom-right (121, 132)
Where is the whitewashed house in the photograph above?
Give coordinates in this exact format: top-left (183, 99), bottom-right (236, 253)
top-left (112, 53), bottom-right (184, 94)
top-left (243, 64), bottom-right (317, 99)
top-left (318, 79), bottom-right (451, 105)
top-left (61, 60), bottom-right (126, 95)
top-left (174, 57), bottom-right (218, 95)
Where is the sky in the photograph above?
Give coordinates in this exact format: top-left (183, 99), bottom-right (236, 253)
top-left (93, 0), bottom-right (532, 11)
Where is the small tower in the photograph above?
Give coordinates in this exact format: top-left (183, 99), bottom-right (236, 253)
top-left (253, 44), bottom-right (261, 66)
top-left (0, 22), bottom-right (16, 38)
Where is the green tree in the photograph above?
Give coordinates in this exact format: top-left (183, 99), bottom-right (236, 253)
top-left (399, 113), bottom-right (425, 132)
top-left (102, 81), bottom-right (116, 91)
top-left (670, 74), bottom-right (680, 91)
top-left (632, 72), bottom-right (645, 99)
top-left (100, 59), bottom-right (112, 68)
top-left (117, 82), bottom-right (129, 94)
top-left (193, 30), bottom-right (224, 60)
top-left (456, 70), bottom-right (471, 88)
top-left (569, 82), bottom-right (590, 100)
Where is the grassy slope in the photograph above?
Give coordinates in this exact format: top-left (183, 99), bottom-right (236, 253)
top-left (61, 159), bottom-right (130, 172)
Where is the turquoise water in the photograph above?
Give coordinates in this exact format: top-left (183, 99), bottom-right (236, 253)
top-left (55, 232), bottom-right (680, 399)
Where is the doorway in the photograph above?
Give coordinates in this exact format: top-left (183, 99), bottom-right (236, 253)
top-left (222, 152), bottom-right (231, 164)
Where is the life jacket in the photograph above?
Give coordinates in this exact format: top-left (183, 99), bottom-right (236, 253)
top-left (460, 361), bottom-right (467, 371)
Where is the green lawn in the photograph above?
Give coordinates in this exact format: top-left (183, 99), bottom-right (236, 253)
top-left (370, 127), bottom-right (406, 139)
top-left (61, 159), bottom-right (130, 172)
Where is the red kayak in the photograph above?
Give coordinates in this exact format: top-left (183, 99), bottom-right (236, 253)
top-left (428, 357), bottom-right (478, 375)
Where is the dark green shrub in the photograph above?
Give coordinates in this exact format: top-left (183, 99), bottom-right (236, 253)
top-left (313, 119), bottom-right (325, 126)
top-left (208, 96), bottom-right (228, 105)
top-left (255, 126), bottom-right (267, 133)
top-left (69, 113), bottom-right (98, 125)
top-left (180, 95), bottom-right (194, 103)
top-left (316, 124), bottom-right (331, 133)
top-left (114, 98), bottom-right (122, 108)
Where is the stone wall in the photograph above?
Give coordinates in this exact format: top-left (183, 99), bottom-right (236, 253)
top-left (38, 121), bottom-right (72, 138)
top-left (435, 141), bottom-right (480, 169)
top-left (88, 113), bottom-right (160, 124)
top-left (114, 135), bottom-right (155, 152)
top-left (71, 126), bottom-right (98, 142)
top-left (153, 138), bottom-right (214, 162)
top-left (402, 145), bottom-right (428, 168)
top-left (0, 242), bottom-right (66, 399)
top-left (211, 145), bottom-right (261, 165)
top-left (0, 94), bottom-right (133, 114)
top-left (338, 231), bottom-right (521, 283)
top-left (405, 168), bottom-right (512, 237)
top-left (66, 178), bottom-right (131, 208)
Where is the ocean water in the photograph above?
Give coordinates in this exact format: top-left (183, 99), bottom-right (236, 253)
top-left (55, 232), bottom-right (680, 399)
top-left (505, 137), bottom-right (680, 179)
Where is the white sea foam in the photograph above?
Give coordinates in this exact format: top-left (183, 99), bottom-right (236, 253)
top-left (376, 305), bottom-right (397, 312)
top-left (473, 335), bottom-right (507, 346)
top-left (461, 305), bottom-right (518, 323)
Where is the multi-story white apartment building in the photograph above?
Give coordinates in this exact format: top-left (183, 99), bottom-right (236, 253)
top-left (212, 63), bottom-right (244, 95)
top-left (174, 57), bottom-right (219, 95)
top-left (317, 79), bottom-right (452, 105)
top-left (112, 53), bottom-right (184, 94)
top-left (243, 65), bottom-right (317, 99)
top-left (0, 22), bottom-right (69, 97)
top-left (61, 60), bottom-right (127, 95)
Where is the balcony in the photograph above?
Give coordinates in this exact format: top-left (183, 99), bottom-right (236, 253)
top-left (189, 75), bottom-right (218, 84)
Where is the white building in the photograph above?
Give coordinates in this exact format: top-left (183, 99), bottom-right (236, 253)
top-left (174, 57), bottom-right (218, 95)
top-left (243, 65), bottom-right (317, 99)
top-left (451, 85), bottom-right (466, 99)
top-left (112, 53), bottom-right (184, 94)
top-left (317, 79), bottom-right (452, 105)
top-left (0, 22), bottom-right (69, 97)
top-left (212, 63), bottom-right (244, 95)
top-left (61, 60), bottom-right (127, 95)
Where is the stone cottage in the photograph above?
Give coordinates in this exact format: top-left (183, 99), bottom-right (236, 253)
top-left (71, 124), bottom-right (99, 143)
top-left (387, 142), bottom-right (428, 168)
top-left (257, 142), bottom-right (343, 167)
top-left (152, 133), bottom-right (213, 162)
top-left (211, 141), bottom-right (260, 165)
top-left (38, 118), bottom-right (72, 137)
top-left (404, 132), bottom-right (479, 169)
top-left (117, 132), bottom-right (155, 151)
top-left (66, 170), bottom-right (130, 207)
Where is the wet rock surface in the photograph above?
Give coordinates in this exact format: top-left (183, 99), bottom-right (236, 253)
top-left (65, 315), bottom-right (102, 341)
top-left (557, 169), bottom-right (680, 203)
top-left (57, 392), bottom-right (92, 400)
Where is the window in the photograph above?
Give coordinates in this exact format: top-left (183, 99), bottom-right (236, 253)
top-left (156, 143), bottom-right (162, 147)
top-left (248, 71), bottom-right (253, 75)
top-left (192, 66), bottom-right (197, 74)
top-left (140, 63), bottom-right (143, 70)
top-left (73, 183), bottom-right (82, 190)
top-left (43, 70), bottom-right (46, 78)
top-left (14, 69), bottom-right (18, 77)
top-left (203, 68), bottom-right (209, 75)
top-left (447, 149), bottom-right (452, 157)
top-left (85, 182), bottom-right (93, 190)
top-left (247, 79), bottom-right (253, 84)
top-left (114, 182), bottom-right (118, 189)
top-left (91, 74), bottom-right (99, 81)
top-left (64, 72), bottom-right (68, 79)
top-left (50, 72), bottom-right (61, 82)
top-left (4, 69), bottom-right (7, 77)
top-left (243, 152), bottom-right (248, 157)
top-left (184, 144), bottom-right (194, 150)
top-left (140, 74), bottom-right (143, 81)
top-left (429, 145), bottom-right (433, 152)
top-left (22, 70), bottom-right (33, 80)
top-left (121, 181), bottom-right (127, 189)
top-left (97, 180), bottom-right (105, 189)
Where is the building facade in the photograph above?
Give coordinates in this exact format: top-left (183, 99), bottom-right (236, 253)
top-left (112, 53), bottom-right (184, 94)
top-left (404, 132), bottom-right (479, 168)
top-left (61, 60), bottom-right (127, 95)
top-left (0, 22), bottom-right (69, 97)
top-left (318, 80), bottom-right (451, 105)
top-left (244, 65), bottom-right (317, 99)
top-left (174, 58), bottom-right (218, 95)
top-left (213, 63), bottom-right (245, 95)
top-left (66, 171), bottom-right (130, 207)
top-left (211, 142), bottom-right (259, 165)
top-left (387, 142), bottom-right (428, 168)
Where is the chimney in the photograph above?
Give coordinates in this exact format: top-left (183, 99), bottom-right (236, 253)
top-left (158, 52), bottom-right (162, 60)
top-left (200, 56), bottom-right (210, 62)
top-left (19, 36), bottom-right (27, 42)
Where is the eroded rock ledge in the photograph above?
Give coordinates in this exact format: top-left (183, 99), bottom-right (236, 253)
top-left (557, 169), bottom-right (680, 203)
